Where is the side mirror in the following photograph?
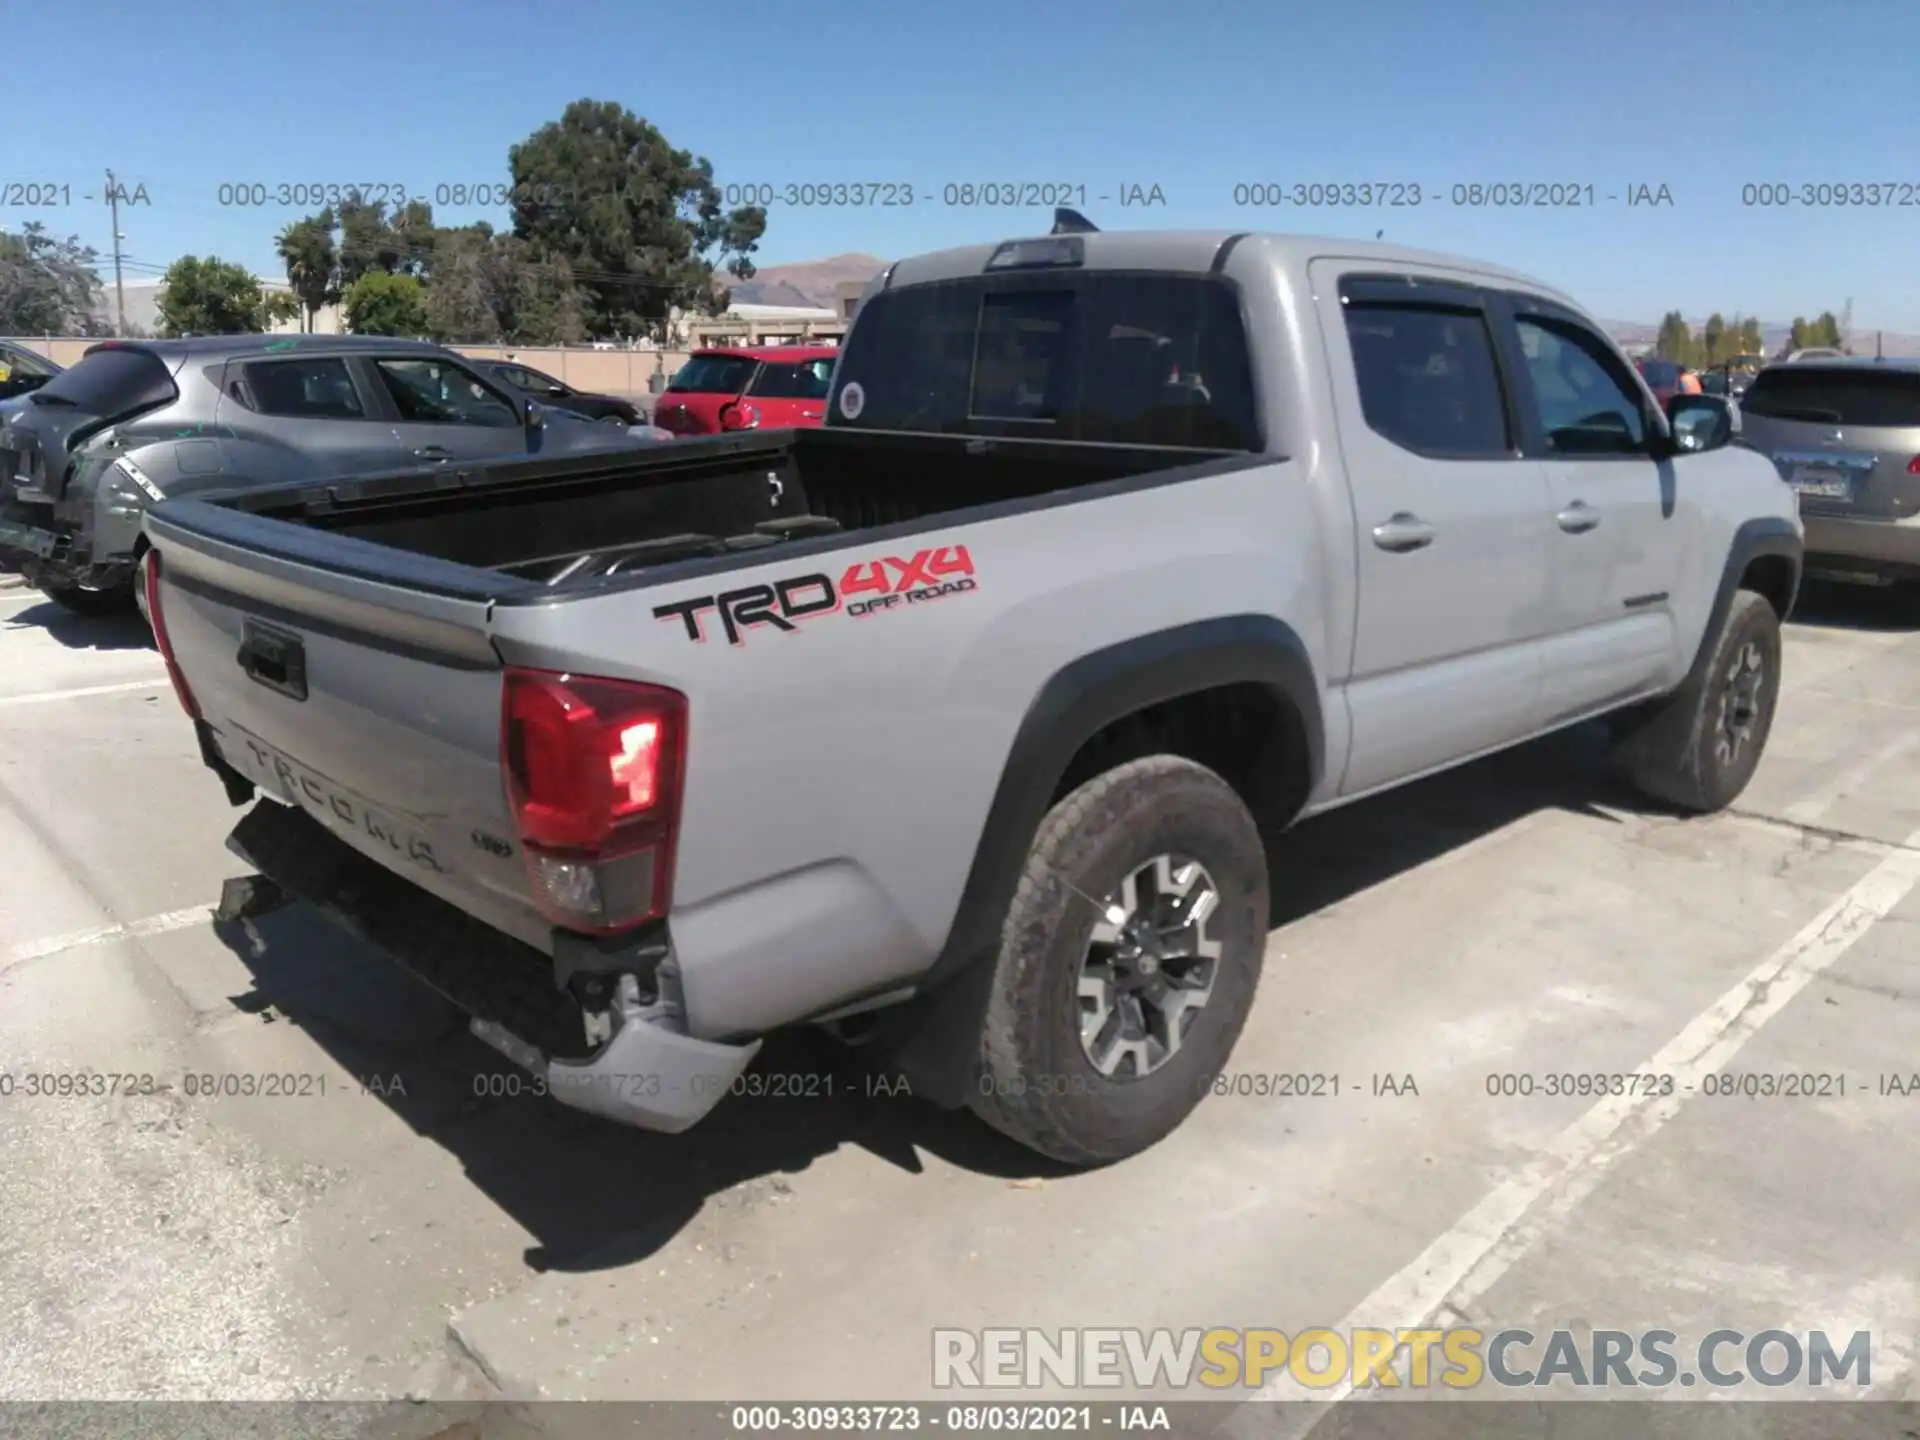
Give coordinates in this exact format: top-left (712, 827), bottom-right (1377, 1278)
top-left (1665, 394), bottom-right (1736, 453)
top-left (525, 400), bottom-right (546, 433)
top-left (719, 402), bottom-right (761, 432)
top-left (547, 384), bottom-right (568, 397)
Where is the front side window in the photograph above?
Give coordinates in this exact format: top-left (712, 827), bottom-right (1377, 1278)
top-left (1515, 317), bottom-right (1647, 456)
top-left (373, 358), bottom-right (519, 427)
top-left (1343, 303), bottom-right (1510, 457)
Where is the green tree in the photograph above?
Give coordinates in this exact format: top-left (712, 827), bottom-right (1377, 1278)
top-left (420, 225), bottom-right (587, 344)
top-left (342, 271), bottom-right (428, 336)
top-left (389, 199), bottom-right (438, 278)
top-left (155, 256), bottom-right (265, 336)
top-left (258, 290), bottom-right (303, 329)
top-left (1702, 313), bottom-right (1726, 366)
top-left (1812, 311), bottom-right (1844, 349)
top-left (1655, 311), bottom-right (1694, 363)
top-left (275, 211), bottom-right (339, 332)
top-left (1738, 317), bottom-right (1764, 356)
top-left (0, 223), bottom-right (108, 334)
top-left (504, 98), bottom-right (766, 337)
top-left (337, 192), bottom-right (406, 288)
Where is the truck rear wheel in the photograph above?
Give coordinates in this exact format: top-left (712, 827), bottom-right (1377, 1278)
top-left (968, 755), bottom-right (1269, 1166)
top-left (1618, 589), bottom-right (1781, 813)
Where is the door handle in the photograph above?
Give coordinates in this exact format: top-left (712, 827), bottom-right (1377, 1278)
top-left (1371, 513), bottom-right (1435, 553)
top-left (1556, 501), bottom-right (1601, 534)
top-left (413, 445), bottom-right (450, 461)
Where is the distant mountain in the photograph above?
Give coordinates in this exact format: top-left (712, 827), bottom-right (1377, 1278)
top-left (726, 253), bottom-right (888, 309)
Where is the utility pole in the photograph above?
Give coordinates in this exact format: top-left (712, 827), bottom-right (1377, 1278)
top-left (1842, 296), bottom-right (1854, 353)
top-left (104, 168), bottom-right (127, 337)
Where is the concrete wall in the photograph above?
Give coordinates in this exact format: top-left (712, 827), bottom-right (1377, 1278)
top-left (6, 337), bottom-right (700, 398)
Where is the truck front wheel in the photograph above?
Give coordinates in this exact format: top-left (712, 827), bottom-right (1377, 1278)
top-left (968, 755), bottom-right (1270, 1166)
top-left (1618, 589), bottom-right (1781, 813)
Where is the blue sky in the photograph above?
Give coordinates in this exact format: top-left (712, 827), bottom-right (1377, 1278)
top-left (11, 0), bottom-right (1920, 329)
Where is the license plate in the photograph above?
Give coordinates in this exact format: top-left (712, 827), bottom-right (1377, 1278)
top-left (0, 519), bottom-right (57, 557)
top-left (1785, 464), bottom-right (1853, 499)
top-left (227, 726), bottom-right (448, 877)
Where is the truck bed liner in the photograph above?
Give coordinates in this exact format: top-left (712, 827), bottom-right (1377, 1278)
top-left (193, 427), bottom-right (1227, 592)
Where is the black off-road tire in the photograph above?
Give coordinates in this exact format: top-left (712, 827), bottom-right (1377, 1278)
top-left (967, 755), bottom-right (1270, 1166)
top-left (40, 580), bottom-right (137, 617)
top-left (1617, 590), bottom-right (1781, 813)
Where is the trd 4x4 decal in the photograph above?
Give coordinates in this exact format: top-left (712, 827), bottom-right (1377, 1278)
top-left (652, 544), bottom-right (978, 646)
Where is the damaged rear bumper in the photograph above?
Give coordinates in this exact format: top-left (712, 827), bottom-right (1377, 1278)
top-left (223, 799), bottom-right (760, 1134)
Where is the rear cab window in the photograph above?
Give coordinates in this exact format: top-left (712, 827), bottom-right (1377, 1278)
top-left (1742, 368), bottom-right (1920, 427)
top-left (32, 345), bottom-right (179, 419)
top-left (829, 272), bottom-right (1262, 450)
top-left (669, 355), bottom-right (758, 394)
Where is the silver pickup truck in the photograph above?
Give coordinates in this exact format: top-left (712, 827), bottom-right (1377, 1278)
top-left (146, 222), bottom-right (1802, 1164)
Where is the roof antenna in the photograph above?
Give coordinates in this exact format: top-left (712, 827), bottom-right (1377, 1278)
top-left (1051, 207), bottom-right (1099, 235)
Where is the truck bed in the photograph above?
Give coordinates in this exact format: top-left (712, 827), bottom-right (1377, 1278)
top-left (200, 426), bottom-right (1222, 590)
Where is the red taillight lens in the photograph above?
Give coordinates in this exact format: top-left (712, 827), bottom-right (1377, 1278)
top-left (1906, 455), bottom-right (1920, 475)
top-left (500, 668), bottom-right (687, 934)
top-left (144, 551), bottom-right (201, 720)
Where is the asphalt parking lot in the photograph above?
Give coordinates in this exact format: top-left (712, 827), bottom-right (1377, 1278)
top-left (4, 576), bottom-right (1920, 1428)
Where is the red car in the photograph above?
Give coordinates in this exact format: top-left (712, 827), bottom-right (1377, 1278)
top-left (1635, 357), bottom-right (1684, 405)
top-left (652, 344), bottom-right (838, 436)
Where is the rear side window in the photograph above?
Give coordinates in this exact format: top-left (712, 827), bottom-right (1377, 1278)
top-left (1742, 368), bottom-right (1920, 427)
top-left (1343, 304), bottom-right (1510, 457)
top-left (242, 357), bottom-right (367, 419)
top-left (748, 359), bottom-right (834, 399)
top-left (34, 346), bottom-right (177, 417)
top-left (669, 355), bottom-right (757, 393)
top-left (830, 274), bottom-right (1261, 450)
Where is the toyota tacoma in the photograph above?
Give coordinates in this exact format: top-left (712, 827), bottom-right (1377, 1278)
top-left (143, 218), bottom-right (1802, 1164)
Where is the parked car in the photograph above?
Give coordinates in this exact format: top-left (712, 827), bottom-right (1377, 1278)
top-left (651, 344), bottom-right (836, 436)
top-left (144, 224), bottom-right (1798, 1165)
top-left (0, 339), bottom-right (62, 402)
top-left (0, 335), bottom-right (660, 616)
top-left (472, 360), bottom-right (642, 427)
top-left (1739, 357), bottom-right (1920, 593)
top-left (1635, 357), bottom-right (1685, 404)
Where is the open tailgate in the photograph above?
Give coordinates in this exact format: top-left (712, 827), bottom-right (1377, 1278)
top-left (144, 498), bottom-right (554, 953)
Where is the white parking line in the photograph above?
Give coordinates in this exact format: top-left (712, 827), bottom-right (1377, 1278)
top-left (0, 904), bottom-right (215, 976)
top-left (1782, 731), bottom-right (1920, 825)
top-left (1232, 825), bottom-right (1920, 1435)
top-left (0, 678), bottom-right (166, 709)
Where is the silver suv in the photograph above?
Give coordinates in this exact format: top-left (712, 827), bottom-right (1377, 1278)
top-left (0, 335), bottom-right (654, 615)
top-left (1739, 358), bottom-right (1920, 593)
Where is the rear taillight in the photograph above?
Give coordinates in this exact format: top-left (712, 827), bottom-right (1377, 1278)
top-left (1906, 455), bottom-right (1920, 475)
top-left (144, 551), bottom-right (200, 720)
top-left (500, 668), bottom-right (688, 935)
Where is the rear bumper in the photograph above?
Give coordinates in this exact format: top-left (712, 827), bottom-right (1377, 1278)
top-left (1802, 511), bottom-right (1920, 581)
top-left (224, 799), bottom-right (761, 1134)
top-left (0, 499), bottom-right (135, 593)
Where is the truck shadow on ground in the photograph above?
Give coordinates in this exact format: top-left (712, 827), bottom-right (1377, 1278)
top-left (207, 717), bottom-right (1640, 1277)
top-left (0, 597), bottom-right (152, 651)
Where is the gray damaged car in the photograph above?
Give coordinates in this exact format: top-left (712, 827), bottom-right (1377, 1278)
top-left (0, 334), bottom-right (660, 615)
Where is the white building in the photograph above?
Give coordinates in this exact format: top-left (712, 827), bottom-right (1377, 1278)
top-left (93, 277), bottom-right (342, 338)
